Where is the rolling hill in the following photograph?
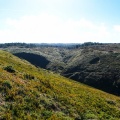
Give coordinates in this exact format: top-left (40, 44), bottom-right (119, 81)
top-left (3, 43), bottom-right (120, 96)
top-left (0, 50), bottom-right (120, 119)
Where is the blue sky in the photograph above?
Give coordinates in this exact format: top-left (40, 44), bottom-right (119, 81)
top-left (0, 0), bottom-right (120, 43)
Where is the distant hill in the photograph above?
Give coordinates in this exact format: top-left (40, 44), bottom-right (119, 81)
top-left (1, 50), bottom-right (120, 119)
top-left (62, 47), bottom-right (120, 96)
top-left (0, 42), bottom-right (103, 48)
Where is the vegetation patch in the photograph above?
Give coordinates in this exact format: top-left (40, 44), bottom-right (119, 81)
top-left (2, 80), bottom-right (12, 89)
top-left (89, 57), bottom-right (100, 64)
top-left (24, 73), bottom-right (35, 80)
top-left (4, 66), bottom-right (15, 73)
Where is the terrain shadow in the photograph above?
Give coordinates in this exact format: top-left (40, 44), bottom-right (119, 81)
top-left (14, 52), bottom-right (50, 69)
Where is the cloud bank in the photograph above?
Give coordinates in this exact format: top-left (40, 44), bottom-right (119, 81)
top-left (0, 13), bottom-right (120, 43)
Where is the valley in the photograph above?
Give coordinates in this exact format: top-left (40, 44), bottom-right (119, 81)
top-left (2, 43), bottom-right (120, 96)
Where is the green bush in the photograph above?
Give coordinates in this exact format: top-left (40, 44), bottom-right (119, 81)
top-left (84, 113), bottom-right (98, 119)
top-left (2, 80), bottom-right (12, 89)
top-left (4, 66), bottom-right (15, 73)
top-left (24, 74), bottom-right (34, 80)
top-left (41, 110), bottom-right (53, 119)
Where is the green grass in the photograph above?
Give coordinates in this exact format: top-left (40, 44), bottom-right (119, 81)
top-left (0, 50), bottom-right (120, 119)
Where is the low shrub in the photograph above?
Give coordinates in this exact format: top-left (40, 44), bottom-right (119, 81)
top-left (24, 74), bottom-right (34, 80)
top-left (4, 66), bottom-right (15, 73)
top-left (2, 80), bottom-right (12, 89)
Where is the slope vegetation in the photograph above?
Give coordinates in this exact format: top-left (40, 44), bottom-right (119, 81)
top-left (4, 43), bottom-right (120, 96)
top-left (63, 47), bottom-right (120, 96)
top-left (0, 50), bottom-right (120, 119)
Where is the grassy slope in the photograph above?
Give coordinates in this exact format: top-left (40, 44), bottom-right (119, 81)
top-left (6, 45), bottom-right (120, 95)
top-left (0, 50), bottom-right (120, 120)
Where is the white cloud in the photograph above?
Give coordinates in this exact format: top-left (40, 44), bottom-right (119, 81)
top-left (113, 25), bottom-right (120, 32)
top-left (0, 13), bottom-right (119, 43)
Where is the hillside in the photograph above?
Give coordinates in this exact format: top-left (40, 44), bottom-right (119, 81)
top-left (0, 50), bottom-right (120, 119)
top-left (63, 46), bottom-right (120, 96)
top-left (3, 43), bottom-right (120, 96)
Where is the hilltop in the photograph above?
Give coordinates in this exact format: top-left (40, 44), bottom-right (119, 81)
top-left (0, 50), bottom-right (120, 119)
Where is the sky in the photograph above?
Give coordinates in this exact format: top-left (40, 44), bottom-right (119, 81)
top-left (0, 0), bottom-right (120, 43)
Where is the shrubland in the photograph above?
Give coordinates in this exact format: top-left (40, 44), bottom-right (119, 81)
top-left (3, 43), bottom-right (120, 96)
top-left (0, 50), bottom-right (120, 119)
